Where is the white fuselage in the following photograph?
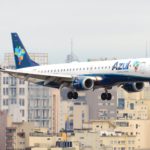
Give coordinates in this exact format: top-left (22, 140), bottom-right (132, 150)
top-left (18, 58), bottom-right (150, 78)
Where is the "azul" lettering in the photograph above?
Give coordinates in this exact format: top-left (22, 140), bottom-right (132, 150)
top-left (112, 61), bottom-right (131, 70)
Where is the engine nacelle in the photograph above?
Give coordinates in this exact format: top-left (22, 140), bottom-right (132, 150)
top-left (73, 77), bottom-right (94, 90)
top-left (122, 82), bottom-right (144, 93)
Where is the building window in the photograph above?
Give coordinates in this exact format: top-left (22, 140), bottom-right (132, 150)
top-left (19, 79), bottom-right (25, 84)
top-left (130, 103), bottom-right (134, 110)
top-left (3, 88), bottom-right (9, 95)
top-left (118, 98), bottom-right (125, 109)
top-left (20, 110), bottom-right (25, 117)
top-left (10, 88), bottom-right (16, 96)
top-left (19, 99), bottom-right (25, 106)
top-left (11, 98), bottom-right (16, 104)
top-left (19, 88), bottom-right (25, 95)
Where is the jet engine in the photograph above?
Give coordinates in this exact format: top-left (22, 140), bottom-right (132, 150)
top-left (73, 77), bottom-right (94, 90)
top-left (122, 82), bottom-right (144, 93)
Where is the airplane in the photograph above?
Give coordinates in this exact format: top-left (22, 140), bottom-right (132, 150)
top-left (0, 32), bottom-right (150, 100)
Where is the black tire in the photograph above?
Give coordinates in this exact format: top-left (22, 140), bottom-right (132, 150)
top-left (67, 91), bottom-right (73, 99)
top-left (107, 93), bottom-right (112, 100)
top-left (73, 92), bottom-right (78, 99)
top-left (101, 93), bottom-right (107, 100)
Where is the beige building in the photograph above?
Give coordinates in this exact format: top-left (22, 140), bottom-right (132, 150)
top-left (28, 133), bottom-right (80, 150)
top-left (51, 89), bottom-right (89, 133)
top-left (115, 120), bottom-right (150, 150)
top-left (51, 88), bottom-right (61, 134)
top-left (71, 121), bottom-right (136, 150)
top-left (0, 111), bottom-right (36, 150)
top-left (117, 84), bottom-right (150, 117)
top-left (60, 100), bottom-right (89, 131)
top-left (116, 84), bottom-right (150, 149)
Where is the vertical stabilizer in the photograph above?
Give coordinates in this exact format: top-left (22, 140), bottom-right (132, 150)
top-left (11, 33), bottom-right (39, 69)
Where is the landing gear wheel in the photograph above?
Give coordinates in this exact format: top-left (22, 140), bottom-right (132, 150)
top-left (101, 93), bottom-right (107, 100)
top-left (73, 92), bottom-right (78, 99)
top-left (67, 91), bottom-right (73, 99)
top-left (67, 91), bottom-right (79, 99)
top-left (101, 93), bottom-right (112, 100)
top-left (107, 93), bottom-right (112, 100)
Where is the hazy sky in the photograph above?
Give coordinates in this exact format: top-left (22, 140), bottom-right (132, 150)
top-left (0, 0), bottom-right (150, 63)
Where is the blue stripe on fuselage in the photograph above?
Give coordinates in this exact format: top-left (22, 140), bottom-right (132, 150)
top-left (35, 73), bottom-right (150, 89)
top-left (80, 73), bottom-right (150, 87)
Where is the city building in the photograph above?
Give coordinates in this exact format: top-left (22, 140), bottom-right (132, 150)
top-left (51, 89), bottom-right (89, 133)
top-left (116, 84), bottom-right (150, 149)
top-left (0, 110), bottom-right (9, 149)
top-left (51, 89), bottom-right (61, 134)
top-left (29, 132), bottom-right (80, 150)
top-left (71, 121), bottom-right (136, 150)
top-left (0, 53), bottom-right (52, 128)
top-left (0, 110), bottom-right (35, 150)
top-left (60, 100), bottom-right (89, 131)
top-left (86, 88), bottom-right (117, 120)
top-left (115, 120), bottom-right (150, 149)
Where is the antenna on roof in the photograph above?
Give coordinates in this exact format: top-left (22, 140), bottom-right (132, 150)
top-left (65, 38), bottom-right (79, 63)
top-left (71, 38), bottom-right (73, 62)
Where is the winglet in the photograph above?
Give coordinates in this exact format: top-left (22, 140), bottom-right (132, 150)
top-left (11, 33), bottom-right (39, 69)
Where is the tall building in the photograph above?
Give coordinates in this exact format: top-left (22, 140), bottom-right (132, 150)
top-left (0, 53), bottom-right (52, 127)
top-left (0, 53), bottom-right (29, 121)
top-left (51, 89), bottom-right (61, 134)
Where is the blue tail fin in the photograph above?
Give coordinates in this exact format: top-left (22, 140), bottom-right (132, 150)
top-left (11, 33), bottom-right (39, 69)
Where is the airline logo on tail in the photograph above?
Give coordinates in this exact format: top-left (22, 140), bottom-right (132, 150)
top-left (15, 46), bottom-right (26, 65)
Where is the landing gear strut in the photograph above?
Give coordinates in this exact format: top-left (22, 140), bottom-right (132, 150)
top-left (67, 91), bottom-right (78, 99)
top-left (101, 89), bottom-right (112, 100)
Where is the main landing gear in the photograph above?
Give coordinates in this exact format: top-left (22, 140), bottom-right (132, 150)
top-left (67, 91), bottom-right (78, 99)
top-left (101, 89), bottom-right (112, 100)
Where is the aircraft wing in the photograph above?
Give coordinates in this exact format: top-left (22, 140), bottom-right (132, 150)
top-left (0, 68), bottom-right (73, 85)
top-left (0, 68), bottom-right (103, 89)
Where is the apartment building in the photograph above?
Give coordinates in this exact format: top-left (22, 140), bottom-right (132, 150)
top-left (0, 53), bottom-right (52, 127)
top-left (71, 121), bottom-right (136, 150)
